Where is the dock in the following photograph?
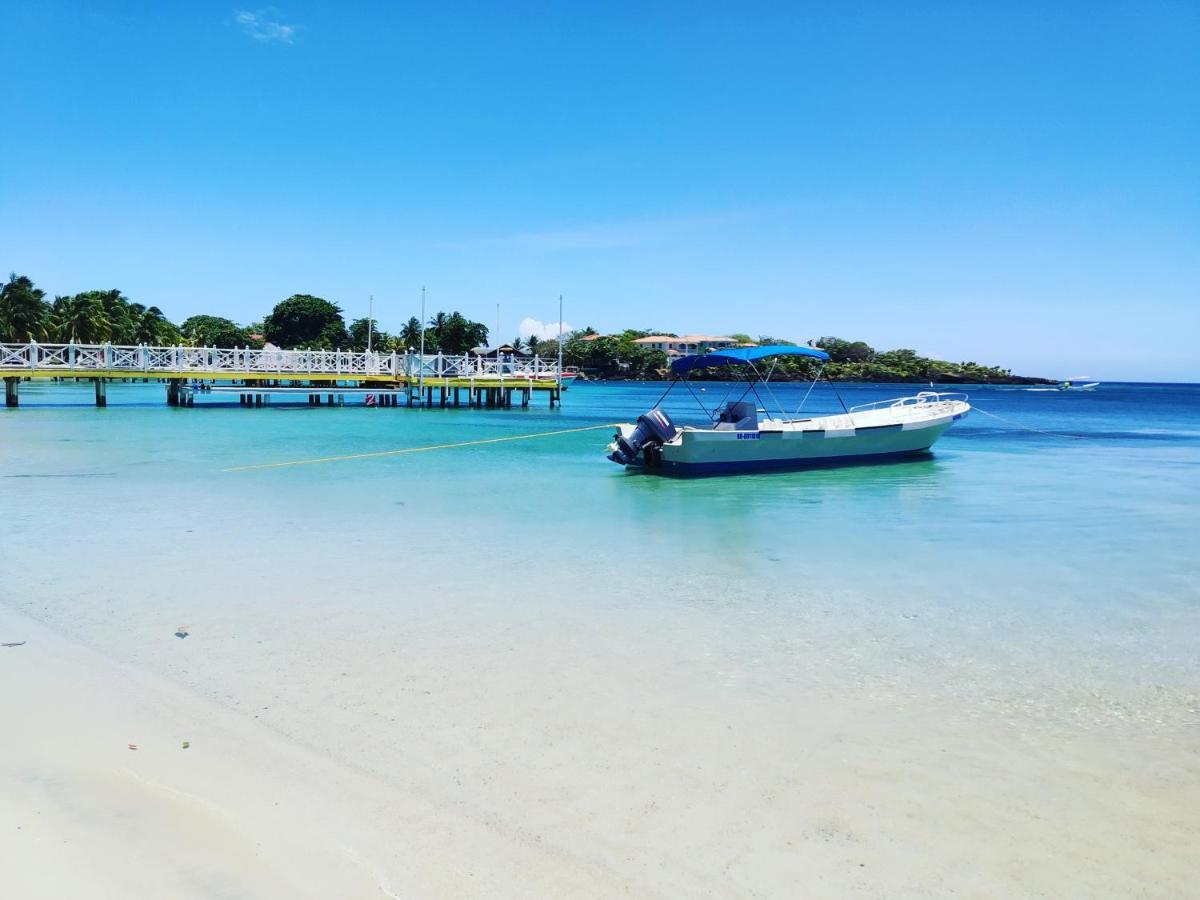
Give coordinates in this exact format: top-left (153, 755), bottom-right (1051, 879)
top-left (0, 342), bottom-right (565, 409)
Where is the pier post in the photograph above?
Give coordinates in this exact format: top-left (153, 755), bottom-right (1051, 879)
top-left (166, 380), bottom-right (180, 407)
top-left (94, 378), bottom-right (107, 408)
top-left (522, 388), bottom-right (530, 408)
top-left (4, 377), bottom-right (18, 408)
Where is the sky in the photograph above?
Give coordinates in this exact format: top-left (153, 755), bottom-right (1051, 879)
top-left (2, 1), bottom-right (1197, 380)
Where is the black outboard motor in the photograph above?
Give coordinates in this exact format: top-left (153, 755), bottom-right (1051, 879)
top-left (609, 407), bottom-right (678, 466)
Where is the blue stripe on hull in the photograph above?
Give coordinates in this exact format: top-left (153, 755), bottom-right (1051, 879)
top-left (654, 448), bottom-right (934, 477)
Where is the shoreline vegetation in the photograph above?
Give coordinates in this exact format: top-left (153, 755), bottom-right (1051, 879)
top-left (1, 274), bottom-right (1051, 384)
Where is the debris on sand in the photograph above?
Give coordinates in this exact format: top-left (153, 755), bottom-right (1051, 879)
top-left (174, 627), bottom-right (190, 639)
top-left (181, 741), bottom-right (190, 749)
top-left (1, 641), bottom-right (26, 648)
top-left (127, 743), bottom-right (138, 750)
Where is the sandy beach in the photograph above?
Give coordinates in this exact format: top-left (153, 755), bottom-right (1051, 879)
top-left (4, 592), bottom-right (1197, 899)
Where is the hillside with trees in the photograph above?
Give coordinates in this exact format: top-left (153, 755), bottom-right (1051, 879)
top-left (1, 274), bottom-right (1045, 382)
top-left (541, 330), bottom-right (1049, 384)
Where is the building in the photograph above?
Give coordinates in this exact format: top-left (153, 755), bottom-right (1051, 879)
top-left (632, 334), bottom-right (743, 356)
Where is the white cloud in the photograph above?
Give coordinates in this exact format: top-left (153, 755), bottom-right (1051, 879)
top-left (234, 8), bottom-right (298, 44)
top-left (519, 317), bottom-right (573, 341)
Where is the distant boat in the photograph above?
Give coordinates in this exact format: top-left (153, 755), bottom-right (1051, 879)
top-left (1028, 378), bottom-right (1100, 392)
top-left (606, 346), bottom-right (970, 476)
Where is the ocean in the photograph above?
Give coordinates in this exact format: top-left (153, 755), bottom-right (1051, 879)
top-left (2, 378), bottom-right (1197, 894)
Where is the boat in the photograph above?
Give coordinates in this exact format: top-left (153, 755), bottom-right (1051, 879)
top-left (1059, 378), bottom-right (1099, 391)
top-left (606, 346), bottom-right (971, 476)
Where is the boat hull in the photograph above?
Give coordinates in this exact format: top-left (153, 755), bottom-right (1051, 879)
top-left (649, 416), bottom-right (960, 477)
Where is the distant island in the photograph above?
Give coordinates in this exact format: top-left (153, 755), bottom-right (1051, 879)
top-left (547, 330), bottom-right (1053, 385)
top-left (0, 275), bottom-right (1049, 384)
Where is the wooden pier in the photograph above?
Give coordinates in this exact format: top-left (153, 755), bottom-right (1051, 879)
top-left (1, 342), bottom-right (564, 409)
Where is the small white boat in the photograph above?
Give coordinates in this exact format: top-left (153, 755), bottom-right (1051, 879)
top-left (607, 346), bottom-right (970, 476)
top-left (1059, 378), bottom-right (1099, 391)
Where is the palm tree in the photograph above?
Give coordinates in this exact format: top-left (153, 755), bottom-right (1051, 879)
top-left (511, 337), bottom-right (524, 353)
top-left (134, 305), bottom-right (180, 344)
top-left (527, 335), bottom-right (541, 356)
top-left (398, 316), bottom-right (423, 351)
top-left (50, 294), bottom-right (111, 343)
top-left (0, 273), bottom-right (49, 341)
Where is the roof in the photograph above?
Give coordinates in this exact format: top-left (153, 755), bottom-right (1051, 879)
top-left (670, 344), bottom-right (830, 374)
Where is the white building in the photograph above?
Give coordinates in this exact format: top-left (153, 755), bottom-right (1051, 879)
top-left (632, 334), bottom-right (743, 356)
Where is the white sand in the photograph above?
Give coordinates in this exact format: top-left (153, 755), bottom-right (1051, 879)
top-left (3, 599), bottom-right (1197, 899)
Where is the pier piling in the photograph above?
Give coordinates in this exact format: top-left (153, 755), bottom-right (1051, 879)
top-left (5, 377), bottom-right (18, 408)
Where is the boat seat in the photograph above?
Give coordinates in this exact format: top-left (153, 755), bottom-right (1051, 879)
top-left (714, 400), bottom-right (758, 431)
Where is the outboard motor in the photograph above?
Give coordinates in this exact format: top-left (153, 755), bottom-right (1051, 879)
top-left (609, 407), bottom-right (678, 466)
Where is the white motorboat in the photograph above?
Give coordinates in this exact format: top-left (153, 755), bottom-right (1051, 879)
top-left (607, 346), bottom-right (970, 476)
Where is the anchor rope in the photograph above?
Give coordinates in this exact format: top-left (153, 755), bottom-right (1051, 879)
top-left (223, 423), bottom-right (620, 472)
top-left (970, 405), bottom-right (1084, 439)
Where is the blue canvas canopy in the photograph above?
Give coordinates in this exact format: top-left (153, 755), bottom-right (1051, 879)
top-left (670, 344), bottom-right (830, 374)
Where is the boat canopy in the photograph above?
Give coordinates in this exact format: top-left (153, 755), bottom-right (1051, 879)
top-left (669, 344), bottom-right (830, 374)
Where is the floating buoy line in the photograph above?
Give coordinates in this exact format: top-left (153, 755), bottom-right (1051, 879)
top-left (223, 423), bottom-right (620, 473)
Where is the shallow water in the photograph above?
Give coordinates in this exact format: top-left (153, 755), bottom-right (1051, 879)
top-left (2, 379), bottom-right (1198, 893)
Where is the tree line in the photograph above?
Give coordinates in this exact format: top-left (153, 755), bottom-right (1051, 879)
top-left (0, 275), bottom-right (491, 354)
top-left (531, 329), bottom-right (1035, 383)
top-left (2, 274), bottom-right (1034, 381)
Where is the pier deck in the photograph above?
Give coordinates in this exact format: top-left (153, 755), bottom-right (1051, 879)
top-left (1, 342), bottom-right (565, 408)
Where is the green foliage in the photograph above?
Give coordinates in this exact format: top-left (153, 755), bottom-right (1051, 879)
top-left (263, 295), bottom-right (348, 349)
top-left (181, 315), bottom-right (250, 348)
top-left (425, 311), bottom-right (488, 354)
top-left (347, 317), bottom-right (388, 352)
top-left (396, 316), bottom-right (423, 351)
top-left (49, 293), bottom-right (110, 343)
top-left (0, 274), bottom-right (49, 341)
top-left (558, 331), bottom-right (666, 378)
top-left (817, 336), bottom-right (875, 364)
top-left (2, 273), bottom-right (1032, 383)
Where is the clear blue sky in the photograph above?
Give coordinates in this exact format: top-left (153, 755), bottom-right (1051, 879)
top-left (3, 2), bottom-right (1196, 379)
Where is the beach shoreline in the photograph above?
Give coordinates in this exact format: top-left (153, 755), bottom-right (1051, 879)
top-left (4, 597), bottom-right (1198, 898)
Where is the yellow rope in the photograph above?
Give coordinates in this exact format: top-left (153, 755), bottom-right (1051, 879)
top-left (223, 423), bottom-right (620, 472)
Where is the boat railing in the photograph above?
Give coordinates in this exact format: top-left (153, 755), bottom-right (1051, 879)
top-left (848, 391), bottom-right (968, 415)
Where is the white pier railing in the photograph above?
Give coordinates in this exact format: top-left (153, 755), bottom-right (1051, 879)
top-left (0, 342), bottom-right (563, 381)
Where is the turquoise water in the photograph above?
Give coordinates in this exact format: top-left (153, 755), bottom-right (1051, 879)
top-left (4, 378), bottom-right (1197, 732)
top-left (4, 376), bottom-right (1195, 729)
top-left (3, 377), bottom-right (1199, 893)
